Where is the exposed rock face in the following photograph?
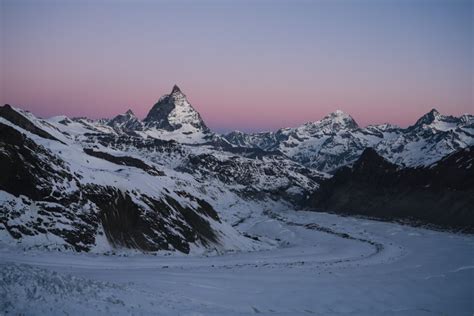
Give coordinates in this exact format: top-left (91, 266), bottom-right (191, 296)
top-left (83, 148), bottom-right (165, 176)
top-left (0, 104), bottom-right (63, 143)
top-left (0, 121), bottom-right (242, 253)
top-left (84, 186), bottom-right (220, 253)
top-left (177, 153), bottom-right (325, 205)
top-left (309, 147), bottom-right (474, 232)
top-left (144, 85), bottom-right (209, 133)
top-left (107, 109), bottom-right (143, 132)
top-left (0, 123), bottom-right (98, 252)
top-left (0, 122), bottom-right (72, 200)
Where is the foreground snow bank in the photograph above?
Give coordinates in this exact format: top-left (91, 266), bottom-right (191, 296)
top-left (0, 263), bottom-right (235, 315)
top-left (1, 212), bottom-right (473, 315)
top-left (0, 264), bottom-right (155, 315)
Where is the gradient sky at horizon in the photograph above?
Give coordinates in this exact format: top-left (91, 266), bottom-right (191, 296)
top-left (1, 0), bottom-right (472, 132)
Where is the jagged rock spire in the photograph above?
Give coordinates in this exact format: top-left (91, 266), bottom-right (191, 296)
top-left (144, 85), bottom-right (209, 133)
top-left (171, 84), bottom-right (181, 94)
top-left (412, 108), bottom-right (443, 127)
top-left (108, 108), bottom-right (143, 131)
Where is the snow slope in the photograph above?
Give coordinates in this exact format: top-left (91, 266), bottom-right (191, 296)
top-left (0, 109), bottom-right (266, 254)
top-left (1, 212), bottom-right (472, 315)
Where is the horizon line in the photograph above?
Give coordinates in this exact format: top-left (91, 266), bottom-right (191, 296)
top-left (3, 102), bottom-right (472, 134)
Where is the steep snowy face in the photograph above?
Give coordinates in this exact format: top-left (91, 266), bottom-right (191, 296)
top-left (409, 108), bottom-right (465, 132)
top-left (108, 109), bottom-right (143, 132)
top-left (224, 131), bottom-right (279, 150)
top-left (375, 109), bottom-right (474, 167)
top-left (224, 111), bottom-right (360, 153)
top-left (223, 111), bottom-right (371, 172)
top-left (144, 85), bottom-right (209, 133)
top-left (299, 110), bottom-right (359, 135)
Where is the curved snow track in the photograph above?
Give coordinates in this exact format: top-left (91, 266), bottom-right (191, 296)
top-left (1, 212), bottom-right (473, 315)
top-left (0, 211), bottom-right (397, 271)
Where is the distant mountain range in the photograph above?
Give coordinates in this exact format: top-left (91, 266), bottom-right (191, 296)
top-left (99, 85), bottom-right (474, 172)
top-left (1, 85), bottom-right (472, 253)
top-left (224, 108), bottom-right (474, 172)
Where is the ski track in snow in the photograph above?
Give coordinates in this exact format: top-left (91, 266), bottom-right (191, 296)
top-left (1, 211), bottom-right (473, 315)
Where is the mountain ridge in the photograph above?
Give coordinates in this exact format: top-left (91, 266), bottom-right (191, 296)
top-left (1, 86), bottom-right (472, 253)
top-left (224, 107), bottom-right (474, 172)
top-left (3, 84), bottom-right (473, 172)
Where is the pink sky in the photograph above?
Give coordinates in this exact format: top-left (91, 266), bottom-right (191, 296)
top-left (1, 0), bottom-right (472, 132)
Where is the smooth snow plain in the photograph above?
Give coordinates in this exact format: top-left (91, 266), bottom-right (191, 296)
top-left (1, 211), bottom-right (473, 315)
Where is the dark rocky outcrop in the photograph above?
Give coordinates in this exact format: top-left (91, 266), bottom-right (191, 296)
top-left (107, 109), bottom-right (143, 133)
top-left (309, 147), bottom-right (474, 232)
top-left (83, 148), bottom-right (165, 176)
top-left (0, 123), bottom-right (73, 200)
top-left (84, 186), bottom-right (219, 253)
top-left (0, 104), bottom-right (64, 143)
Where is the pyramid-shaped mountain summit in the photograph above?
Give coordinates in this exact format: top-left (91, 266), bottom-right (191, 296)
top-left (144, 85), bottom-right (209, 133)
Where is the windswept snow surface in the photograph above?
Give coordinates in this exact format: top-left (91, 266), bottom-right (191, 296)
top-left (1, 211), bottom-right (473, 315)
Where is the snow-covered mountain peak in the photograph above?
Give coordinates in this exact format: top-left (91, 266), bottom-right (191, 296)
top-left (143, 85), bottom-right (209, 134)
top-left (171, 84), bottom-right (182, 95)
top-left (108, 109), bottom-right (142, 131)
top-left (305, 110), bottom-right (359, 132)
top-left (429, 108), bottom-right (440, 116)
top-left (125, 109), bottom-right (135, 116)
top-left (224, 108), bottom-right (473, 172)
top-left (460, 114), bottom-right (474, 125)
top-left (409, 108), bottom-right (467, 133)
top-left (332, 109), bottom-right (346, 116)
top-left (366, 123), bottom-right (399, 131)
top-left (413, 108), bottom-right (442, 126)
top-left (114, 108), bottom-right (137, 120)
top-left (325, 110), bottom-right (356, 121)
